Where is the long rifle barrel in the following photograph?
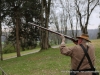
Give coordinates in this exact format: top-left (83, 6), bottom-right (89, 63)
top-left (28, 22), bottom-right (78, 42)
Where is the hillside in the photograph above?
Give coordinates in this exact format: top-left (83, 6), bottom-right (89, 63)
top-left (0, 39), bottom-right (100, 75)
top-left (67, 29), bottom-right (99, 39)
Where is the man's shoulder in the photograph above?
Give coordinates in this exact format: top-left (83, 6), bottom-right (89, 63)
top-left (87, 43), bottom-right (95, 47)
top-left (70, 44), bottom-right (80, 50)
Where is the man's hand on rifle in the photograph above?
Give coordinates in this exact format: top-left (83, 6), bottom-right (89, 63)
top-left (72, 39), bottom-right (78, 45)
top-left (60, 34), bottom-right (78, 45)
top-left (60, 34), bottom-right (66, 44)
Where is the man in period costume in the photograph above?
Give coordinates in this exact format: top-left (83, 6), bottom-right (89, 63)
top-left (59, 34), bottom-right (95, 75)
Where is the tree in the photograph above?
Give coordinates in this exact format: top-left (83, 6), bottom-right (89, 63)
top-left (0, 0), bottom-right (5, 60)
top-left (5, 0), bottom-right (24, 57)
top-left (74, 0), bottom-right (99, 34)
top-left (40, 0), bottom-right (51, 50)
top-left (0, 1), bottom-right (3, 60)
top-left (50, 9), bottom-right (61, 45)
top-left (52, 0), bottom-right (79, 38)
top-left (49, 0), bottom-right (69, 44)
top-left (3, 0), bottom-right (42, 55)
top-left (97, 25), bottom-right (100, 39)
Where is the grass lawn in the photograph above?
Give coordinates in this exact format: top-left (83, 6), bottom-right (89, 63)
top-left (0, 39), bottom-right (100, 75)
top-left (3, 48), bottom-right (40, 60)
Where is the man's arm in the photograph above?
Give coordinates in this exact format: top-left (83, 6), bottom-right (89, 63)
top-left (59, 34), bottom-right (73, 56)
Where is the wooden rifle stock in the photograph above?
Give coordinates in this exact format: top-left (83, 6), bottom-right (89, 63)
top-left (28, 22), bottom-right (78, 43)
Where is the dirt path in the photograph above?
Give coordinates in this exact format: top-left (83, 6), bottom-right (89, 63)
top-left (3, 45), bottom-right (59, 60)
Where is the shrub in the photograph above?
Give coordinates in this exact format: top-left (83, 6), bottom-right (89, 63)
top-left (3, 43), bottom-right (15, 54)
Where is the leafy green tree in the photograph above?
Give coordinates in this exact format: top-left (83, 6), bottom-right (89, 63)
top-left (1, 0), bottom-right (52, 55)
top-left (0, 0), bottom-right (6, 60)
top-left (2, 0), bottom-right (41, 55)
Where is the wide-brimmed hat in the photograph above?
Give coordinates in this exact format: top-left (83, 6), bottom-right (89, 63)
top-left (76, 34), bottom-right (91, 42)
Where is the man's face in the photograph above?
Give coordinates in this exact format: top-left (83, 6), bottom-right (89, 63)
top-left (78, 38), bottom-right (83, 44)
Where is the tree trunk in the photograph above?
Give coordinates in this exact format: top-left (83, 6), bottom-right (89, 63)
top-left (0, 19), bottom-right (3, 61)
top-left (0, 1), bottom-right (3, 60)
top-left (75, 14), bottom-right (78, 37)
top-left (15, 12), bottom-right (21, 57)
top-left (40, 0), bottom-right (51, 50)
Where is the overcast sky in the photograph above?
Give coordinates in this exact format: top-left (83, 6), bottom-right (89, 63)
top-left (88, 6), bottom-right (100, 29)
top-left (52, 0), bottom-right (100, 30)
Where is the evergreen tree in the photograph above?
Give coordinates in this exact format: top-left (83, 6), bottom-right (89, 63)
top-left (0, 0), bottom-right (6, 60)
top-left (2, 0), bottom-right (42, 55)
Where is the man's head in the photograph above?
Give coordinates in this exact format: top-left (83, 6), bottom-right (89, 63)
top-left (77, 34), bottom-right (91, 44)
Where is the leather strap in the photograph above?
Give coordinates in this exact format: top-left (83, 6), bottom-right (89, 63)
top-left (80, 44), bottom-right (95, 71)
top-left (76, 45), bottom-right (89, 70)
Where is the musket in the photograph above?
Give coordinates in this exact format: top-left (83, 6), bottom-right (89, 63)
top-left (28, 22), bottom-right (78, 43)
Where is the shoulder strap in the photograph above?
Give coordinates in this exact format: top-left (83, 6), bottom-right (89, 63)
top-left (80, 44), bottom-right (95, 70)
top-left (76, 45), bottom-right (88, 70)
